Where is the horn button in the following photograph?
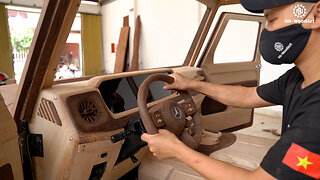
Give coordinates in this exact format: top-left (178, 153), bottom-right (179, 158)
top-left (149, 100), bottom-right (186, 135)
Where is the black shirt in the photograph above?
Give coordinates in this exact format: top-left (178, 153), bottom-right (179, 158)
top-left (257, 66), bottom-right (320, 179)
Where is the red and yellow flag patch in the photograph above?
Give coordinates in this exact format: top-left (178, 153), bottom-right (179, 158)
top-left (282, 143), bottom-right (320, 179)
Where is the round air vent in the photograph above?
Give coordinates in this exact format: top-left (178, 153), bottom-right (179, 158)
top-left (78, 99), bottom-right (100, 123)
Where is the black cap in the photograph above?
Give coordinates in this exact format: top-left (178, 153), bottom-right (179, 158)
top-left (239, 0), bottom-right (319, 13)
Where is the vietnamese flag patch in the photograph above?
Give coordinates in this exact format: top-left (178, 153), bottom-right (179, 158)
top-left (282, 143), bottom-right (320, 179)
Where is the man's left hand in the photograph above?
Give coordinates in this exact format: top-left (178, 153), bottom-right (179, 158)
top-left (141, 129), bottom-right (184, 160)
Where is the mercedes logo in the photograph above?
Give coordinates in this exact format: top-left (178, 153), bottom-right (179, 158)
top-left (172, 106), bottom-right (182, 119)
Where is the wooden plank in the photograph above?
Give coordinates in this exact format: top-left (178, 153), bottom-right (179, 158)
top-left (12, 0), bottom-right (81, 132)
top-left (196, 0), bottom-right (238, 9)
top-left (196, 0), bottom-right (217, 8)
top-left (123, 15), bottom-right (129, 26)
top-left (130, 15), bottom-right (141, 71)
top-left (114, 26), bottom-right (130, 73)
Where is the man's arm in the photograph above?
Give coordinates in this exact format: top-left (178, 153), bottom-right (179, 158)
top-left (164, 73), bottom-right (274, 108)
top-left (141, 129), bottom-right (275, 180)
top-left (175, 138), bottom-right (274, 180)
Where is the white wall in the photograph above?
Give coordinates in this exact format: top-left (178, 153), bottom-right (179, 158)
top-left (101, 0), bottom-right (134, 73)
top-left (101, 0), bottom-right (205, 73)
top-left (135, 0), bottom-right (203, 69)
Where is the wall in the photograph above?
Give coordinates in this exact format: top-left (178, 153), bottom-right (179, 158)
top-left (101, 0), bottom-right (205, 73)
top-left (101, 0), bottom-right (134, 73)
top-left (135, 0), bottom-right (203, 69)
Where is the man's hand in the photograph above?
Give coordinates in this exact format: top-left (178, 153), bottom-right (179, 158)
top-left (142, 130), bottom-right (275, 180)
top-left (141, 129), bottom-right (184, 160)
top-left (163, 73), bottom-right (197, 92)
top-left (164, 72), bottom-right (273, 108)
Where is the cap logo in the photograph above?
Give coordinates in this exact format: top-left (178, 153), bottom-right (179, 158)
top-left (274, 42), bottom-right (284, 52)
top-left (293, 4), bottom-right (307, 18)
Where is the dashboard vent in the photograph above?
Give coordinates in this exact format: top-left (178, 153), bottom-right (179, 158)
top-left (78, 100), bottom-right (99, 123)
top-left (37, 98), bottom-right (62, 126)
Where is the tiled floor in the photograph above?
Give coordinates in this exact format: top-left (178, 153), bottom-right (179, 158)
top-left (236, 111), bottom-right (282, 140)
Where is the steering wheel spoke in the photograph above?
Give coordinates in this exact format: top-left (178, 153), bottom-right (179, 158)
top-left (185, 116), bottom-right (195, 128)
top-left (182, 102), bottom-right (197, 116)
top-left (149, 104), bottom-right (165, 128)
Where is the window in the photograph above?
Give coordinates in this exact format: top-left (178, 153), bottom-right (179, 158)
top-left (7, 6), bottom-right (82, 83)
top-left (195, 4), bottom-right (263, 66)
top-left (213, 20), bottom-right (259, 64)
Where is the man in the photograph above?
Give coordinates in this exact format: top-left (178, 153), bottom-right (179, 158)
top-left (141, 0), bottom-right (320, 179)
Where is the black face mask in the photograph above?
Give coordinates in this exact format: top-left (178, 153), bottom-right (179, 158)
top-left (259, 6), bottom-right (314, 65)
top-left (259, 24), bottom-right (311, 65)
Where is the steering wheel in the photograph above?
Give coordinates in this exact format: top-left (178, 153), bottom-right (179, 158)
top-left (137, 74), bottom-right (202, 149)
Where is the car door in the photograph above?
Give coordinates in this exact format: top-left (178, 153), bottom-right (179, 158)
top-left (185, 10), bottom-right (266, 132)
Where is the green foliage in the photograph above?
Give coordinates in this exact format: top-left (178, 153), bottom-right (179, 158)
top-left (10, 27), bottom-right (34, 53)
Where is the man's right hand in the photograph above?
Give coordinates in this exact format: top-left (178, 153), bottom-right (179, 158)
top-left (163, 73), bottom-right (197, 92)
top-left (164, 72), bottom-right (273, 108)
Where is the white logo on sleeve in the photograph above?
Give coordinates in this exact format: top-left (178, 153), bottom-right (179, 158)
top-left (293, 4), bottom-right (307, 18)
top-left (274, 42), bottom-right (284, 52)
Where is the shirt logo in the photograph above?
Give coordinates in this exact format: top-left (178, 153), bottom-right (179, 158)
top-left (293, 4), bottom-right (307, 18)
top-left (282, 143), bottom-right (320, 179)
top-left (274, 42), bottom-right (284, 52)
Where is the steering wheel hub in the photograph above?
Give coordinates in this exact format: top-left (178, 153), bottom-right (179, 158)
top-left (149, 100), bottom-right (186, 135)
